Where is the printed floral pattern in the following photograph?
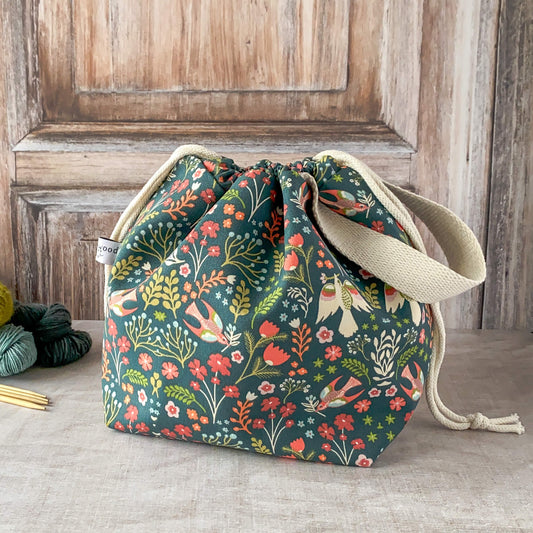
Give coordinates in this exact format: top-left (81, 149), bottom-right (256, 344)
top-left (102, 154), bottom-right (433, 467)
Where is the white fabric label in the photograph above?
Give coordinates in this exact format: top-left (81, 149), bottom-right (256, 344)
top-left (96, 237), bottom-right (120, 265)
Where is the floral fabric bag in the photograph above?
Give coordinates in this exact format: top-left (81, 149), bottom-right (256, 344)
top-left (99, 145), bottom-right (524, 467)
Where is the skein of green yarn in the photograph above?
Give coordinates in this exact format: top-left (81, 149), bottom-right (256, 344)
top-left (10, 302), bottom-right (92, 367)
top-left (0, 324), bottom-right (38, 377)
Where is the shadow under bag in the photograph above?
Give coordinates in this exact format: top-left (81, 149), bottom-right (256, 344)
top-left (100, 145), bottom-right (524, 467)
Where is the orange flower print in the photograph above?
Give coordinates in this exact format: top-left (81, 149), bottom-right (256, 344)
top-left (263, 343), bottom-right (290, 366)
top-left (389, 397), bottom-right (406, 411)
top-left (290, 438), bottom-right (305, 453)
top-left (235, 211), bottom-right (245, 220)
top-left (223, 218), bottom-right (232, 228)
top-left (187, 409), bottom-right (198, 420)
top-left (223, 203), bottom-right (235, 215)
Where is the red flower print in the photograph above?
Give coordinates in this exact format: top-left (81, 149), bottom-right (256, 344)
top-left (189, 359), bottom-right (207, 380)
top-left (389, 396), bottom-right (406, 411)
top-left (231, 350), bottom-right (244, 364)
top-left (179, 264), bottom-right (191, 277)
top-left (261, 396), bottom-right (281, 411)
top-left (371, 220), bottom-right (385, 233)
top-left (223, 385), bottom-right (239, 398)
top-left (122, 356), bottom-right (129, 365)
top-left (124, 405), bottom-right (138, 423)
top-left (200, 239), bottom-right (208, 246)
top-left (355, 454), bottom-right (373, 468)
top-left (200, 220), bottom-right (220, 239)
top-left (263, 343), bottom-right (290, 366)
top-left (318, 454), bottom-right (327, 462)
top-left (280, 402), bottom-right (296, 418)
top-left (114, 421), bottom-right (125, 431)
top-left (193, 168), bottom-right (205, 180)
top-left (135, 422), bottom-right (150, 434)
top-left (351, 438), bottom-right (365, 450)
top-left (207, 245), bottom-right (220, 257)
top-left (223, 204), bottom-right (235, 215)
top-left (283, 250), bottom-right (299, 271)
top-left (369, 387), bottom-right (381, 397)
top-left (165, 401), bottom-right (180, 418)
top-left (253, 419), bottom-right (265, 429)
top-left (316, 326), bottom-right (333, 344)
top-left (207, 353), bottom-right (231, 376)
top-left (104, 340), bottom-right (112, 353)
top-left (162, 361), bottom-right (179, 379)
top-left (239, 179), bottom-right (249, 188)
top-left (190, 381), bottom-right (200, 391)
top-left (181, 244), bottom-right (190, 254)
top-left (405, 411), bottom-right (413, 422)
top-left (324, 345), bottom-right (342, 361)
top-left (318, 423), bottom-right (335, 440)
top-left (203, 160), bottom-right (215, 172)
top-left (358, 269), bottom-right (374, 279)
top-left (138, 353), bottom-right (153, 371)
top-left (290, 438), bottom-right (305, 453)
top-left (339, 434), bottom-right (348, 441)
top-left (211, 376), bottom-right (220, 385)
top-left (174, 425), bottom-right (192, 438)
top-left (200, 188), bottom-right (216, 204)
top-left (107, 318), bottom-right (117, 337)
top-left (258, 380), bottom-right (276, 395)
top-left (385, 385), bottom-right (398, 397)
top-left (235, 211), bottom-right (245, 220)
top-left (185, 230), bottom-right (198, 243)
top-left (117, 336), bottom-right (131, 353)
top-left (354, 399), bottom-right (371, 413)
top-left (322, 442), bottom-right (332, 451)
top-left (285, 419), bottom-right (295, 428)
top-left (288, 233), bottom-right (304, 247)
top-left (259, 320), bottom-right (280, 338)
top-left (137, 389), bottom-right (148, 406)
top-left (419, 329), bottom-right (426, 343)
top-left (161, 428), bottom-right (176, 439)
top-left (268, 412), bottom-right (276, 420)
top-left (334, 413), bottom-right (354, 431)
top-left (262, 176), bottom-right (271, 185)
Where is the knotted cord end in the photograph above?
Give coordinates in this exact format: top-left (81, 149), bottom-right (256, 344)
top-left (466, 412), bottom-right (525, 434)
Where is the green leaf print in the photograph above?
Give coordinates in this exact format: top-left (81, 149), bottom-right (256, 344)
top-left (251, 286), bottom-right (283, 328)
top-left (229, 280), bottom-right (251, 321)
top-left (251, 437), bottom-right (272, 455)
top-left (111, 255), bottom-right (142, 281)
top-left (164, 385), bottom-right (206, 413)
top-left (123, 369), bottom-right (149, 387)
top-left (341, 358), bottom-right (371, 385)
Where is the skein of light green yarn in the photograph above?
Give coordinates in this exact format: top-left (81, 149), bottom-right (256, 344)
top-left (0, 324), bottom-right (38, 377)
top-left (0, 283), bottom-right (14, 327)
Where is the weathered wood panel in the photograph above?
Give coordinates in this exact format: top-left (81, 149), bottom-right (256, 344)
top-left (13, 121), bottom-right (414, 187)
top-left (483, 0), bottom-right (533, 329)
top-left (380, 0), bottom-right (423, 148)
top-left (39, 0), bottom-right (388, 122)
top-left (0, 0), bottom-right (41, 287)
top-left (13, 189), bottom-right (136, 320)
top-left (74, 0), bottom-right (349, 91)
top-left (414, 0), bottom-right (500, 329)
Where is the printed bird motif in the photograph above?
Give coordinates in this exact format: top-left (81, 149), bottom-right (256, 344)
top-left (400, 361), bottom-right (424, 401)
top-left (316, 275), bottom-right (371, 337)
top-left (384, 284), bottom-right (422, 326)
top-left (317, 376), bottom-right (364, 411)
top-left (109, 287), bottom-right (138, 317)
top-left (183, 299), bottom-right (229, 346)
top-left (319, 189), bottom-right (370, 217)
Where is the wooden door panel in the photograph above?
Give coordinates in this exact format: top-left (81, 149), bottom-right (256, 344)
top-left (74, 0), bottom-right (349, 92)
top-left (13, 189), bottom-right (136, 319)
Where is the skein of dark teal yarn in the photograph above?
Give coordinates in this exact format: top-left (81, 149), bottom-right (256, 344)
top-left (10, 302), bottom-right (92, 367)
top-left (0, 324), bottom-right (38, 376)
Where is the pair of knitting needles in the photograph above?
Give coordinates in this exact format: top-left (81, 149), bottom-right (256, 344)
top-left (0, 384), bottom-right (49, 411)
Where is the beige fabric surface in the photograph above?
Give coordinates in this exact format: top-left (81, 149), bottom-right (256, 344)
top-left (0, 322), bottom-right (531, 533)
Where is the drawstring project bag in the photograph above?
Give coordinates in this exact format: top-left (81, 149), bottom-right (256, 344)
top-left (100, 145), bottom-right (524, 467)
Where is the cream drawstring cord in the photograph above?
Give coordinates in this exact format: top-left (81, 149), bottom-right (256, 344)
top-left (105, 144), bottom-right (525, 436)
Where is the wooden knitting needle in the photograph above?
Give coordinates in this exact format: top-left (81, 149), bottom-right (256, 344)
top-left (0, 384), bottom-right (48, 401)
top-left (0, 390), bottom-right (49, 405)
top-left (0, 393), bottom-right (46, 411)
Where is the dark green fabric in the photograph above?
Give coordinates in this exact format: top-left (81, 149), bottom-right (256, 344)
top-left (102, 155), bottom-right (433, 467)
